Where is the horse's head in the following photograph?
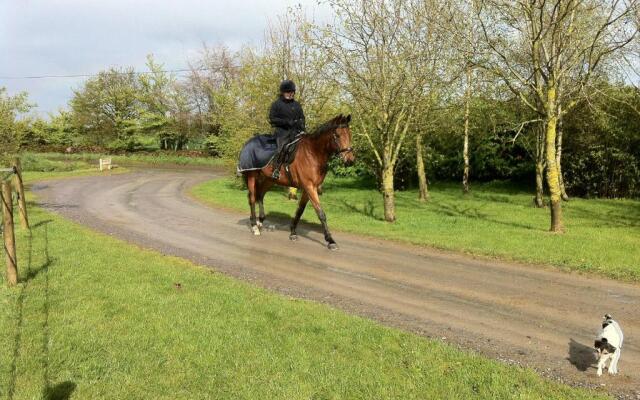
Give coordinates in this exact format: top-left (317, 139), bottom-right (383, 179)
top-left (332, 114), bottom-right (355, 166)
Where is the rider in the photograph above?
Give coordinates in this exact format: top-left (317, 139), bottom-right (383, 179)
top-left (269, 79), bottom-right (305, 179)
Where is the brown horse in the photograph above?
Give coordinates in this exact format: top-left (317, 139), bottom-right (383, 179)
top-left (242, 114), bottom-right (354, 249)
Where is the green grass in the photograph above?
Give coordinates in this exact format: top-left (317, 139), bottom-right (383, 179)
top-left (0, 173), bottom-right (609, 399)
top-left (192, 176), bottom-right (640, 282)
top-left (29, 151), bottom-right (227, 168)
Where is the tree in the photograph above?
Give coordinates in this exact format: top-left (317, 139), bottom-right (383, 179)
top-left (0, 87), bottom-right (32, 161)
top-left (478, 0), bottom-right (639, 231)
top-left (313, 0), bottom-right (447, 221)
top-left (266, 6), bottom-right (342, 126)
top-left (138, 55), bottom-right (192, 150)
top-left (446, 0), bottom-right (485, 194)
top-left (21, 111), bottom-right (75, 148)
top-left (70, 67), bottom-right (140, 147)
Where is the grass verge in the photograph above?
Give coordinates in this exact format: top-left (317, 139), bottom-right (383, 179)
top-left (0, 173), bottom-right (609, 399)
top-left (191, 176), bottom-right (640, 282)
top-left (28, 151), bottom-right (227, 168)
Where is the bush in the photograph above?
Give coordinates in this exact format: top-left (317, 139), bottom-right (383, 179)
top-left (562, 85), bottom-right (640, 199)
top-left (564, 145), bottom-right (639, 198)
top-left (203, 135), bottom-right (224, 157)
top-left (106, 136), bottom-right (154, 153)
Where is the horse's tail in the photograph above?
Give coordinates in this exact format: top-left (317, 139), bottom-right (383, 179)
top-left (241, 170), bottom-right (248, 185)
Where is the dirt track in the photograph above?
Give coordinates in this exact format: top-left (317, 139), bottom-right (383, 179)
top-left (33, 169), bottom-right (639, 397)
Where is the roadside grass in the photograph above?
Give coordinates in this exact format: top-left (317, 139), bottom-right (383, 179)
top-left (192, 176), bottom-right (640, 282)
top-left (28, 151), bottom-right (227, 168)
top-left (0, 174), bottom-right (609, 399)
top-left (0, 153), bottom-right (128, 184)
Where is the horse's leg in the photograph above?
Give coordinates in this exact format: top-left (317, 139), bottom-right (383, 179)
top-left (306, 186), bottom-right (337, 250)
top-left (257, 179), bottom-right (274, 229)
top-left (289, 190), bottom-right (309, 241)
top-left (246, 173), bottom-right (260, 236)
top-left (255, 181), bottom-right (264, 229)
top-left (257, 198), bottom-right (265, 229)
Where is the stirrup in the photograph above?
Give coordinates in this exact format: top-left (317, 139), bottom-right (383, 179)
top-left (271, 167), bottom-right (280, 179)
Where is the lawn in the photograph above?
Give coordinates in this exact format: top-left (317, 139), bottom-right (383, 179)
top-left (192, 176), bottom-right (640, 282)
top-left (0, 172), bottom-right (610, 399)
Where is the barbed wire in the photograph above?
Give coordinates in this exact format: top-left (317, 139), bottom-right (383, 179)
top-left (0, 64), bottom-right (243, 80)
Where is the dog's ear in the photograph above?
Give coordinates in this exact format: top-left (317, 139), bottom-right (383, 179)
top-left (604, 313), bottom-right (613, 320)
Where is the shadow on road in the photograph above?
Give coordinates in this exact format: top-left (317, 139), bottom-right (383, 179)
top-left (235, 210), bottom-right (328, 247)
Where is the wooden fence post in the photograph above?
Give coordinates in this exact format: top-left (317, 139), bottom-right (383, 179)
top-left (12, 157), bottom-right (29, 230)
top-left (2, 181), bottom-right (18, 286)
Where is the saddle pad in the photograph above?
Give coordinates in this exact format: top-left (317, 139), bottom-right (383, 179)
top-left (237, 134), bottom-right (277, 172)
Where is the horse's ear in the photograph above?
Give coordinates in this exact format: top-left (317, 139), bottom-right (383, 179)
top-left (345, 114), bottom-right (351, 124)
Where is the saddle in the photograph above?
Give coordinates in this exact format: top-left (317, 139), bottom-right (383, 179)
top-left (276, 133), bottom-right (304, 165)
top-left (272, 132), bottom-right (305, 184)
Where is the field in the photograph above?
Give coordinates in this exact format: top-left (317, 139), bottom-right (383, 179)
top-left (192, 176), bottom-right (640, 282)
top-left (0, 169), bottom-right (612, 399)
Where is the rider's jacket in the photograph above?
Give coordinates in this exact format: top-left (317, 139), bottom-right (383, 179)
top-left (269, 95), bottom-right (306, 139)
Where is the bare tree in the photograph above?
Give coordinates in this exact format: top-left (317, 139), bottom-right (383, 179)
top-left (313, 0), bottom-right (449, 221)
top-left (478, 0), bottom-right (639, 232)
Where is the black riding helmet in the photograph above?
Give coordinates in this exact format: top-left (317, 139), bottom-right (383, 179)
top-left (279, 80), bottom-right (296, 93)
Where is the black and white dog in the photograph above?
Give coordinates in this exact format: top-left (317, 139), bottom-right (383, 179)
top-left (594, 314), bottom-right (624, 376)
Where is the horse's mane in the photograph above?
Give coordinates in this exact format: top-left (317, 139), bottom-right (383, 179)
top-left (307, 115), bottom-right (350, 138)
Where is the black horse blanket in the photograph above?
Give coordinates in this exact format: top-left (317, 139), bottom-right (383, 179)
top-left (237, 134), bottom-right (277, 172)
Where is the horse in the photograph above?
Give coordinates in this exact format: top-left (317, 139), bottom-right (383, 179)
top-left (241, 114), bottom-right (354, 250)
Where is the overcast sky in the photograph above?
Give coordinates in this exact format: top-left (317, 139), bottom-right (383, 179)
top-left (1, 0), bottom-right (331, 116)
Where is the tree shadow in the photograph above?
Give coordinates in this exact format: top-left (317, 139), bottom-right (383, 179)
top-left (340, 199), bottom-right (383, 221)
top-left (322, 176), bottom-right (376, 191)
top-left (431, 202), bottom-right (538, 230)
top-left (472, 192), bottom-right (525, 205)
top-left (567, 203), bottom-right (640, 228)
top-left (567, 338), bottom-right (597, 372)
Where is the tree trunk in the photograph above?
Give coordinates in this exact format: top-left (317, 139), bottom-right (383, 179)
top-left (556, 110), bottom-right (569, 201)
top-left (416, 134), bottom-right (429, 202)
top-left (462, 66), bottom-right (472, 194)
top-left (535, 122), bottom-right (545, 208)
top-left (535, 160), bottom-right (545, 208)
top-left (545, 99), bottom-right (564, 232)
top-left (382, 162), bottom-right (396, 222)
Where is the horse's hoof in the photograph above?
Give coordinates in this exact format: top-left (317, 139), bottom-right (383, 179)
top-left (327, 242), bottom-right (338, 250)
top-left (251, 226), bottom-right (261, 236)
top-left (289, 234), bottom-right (298, 241)
top-left (257, 221), bottom-right (263, 229)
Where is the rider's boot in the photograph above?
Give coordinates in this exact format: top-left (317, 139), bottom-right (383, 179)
top-left (271, 158), bottom-right (281, 179)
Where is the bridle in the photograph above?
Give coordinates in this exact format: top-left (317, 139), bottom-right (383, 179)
top-left (333, 124), bottom-right (354, 155)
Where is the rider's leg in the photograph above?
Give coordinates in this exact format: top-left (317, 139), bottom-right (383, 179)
top-left (272, 133), bottom-right (287, 179)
